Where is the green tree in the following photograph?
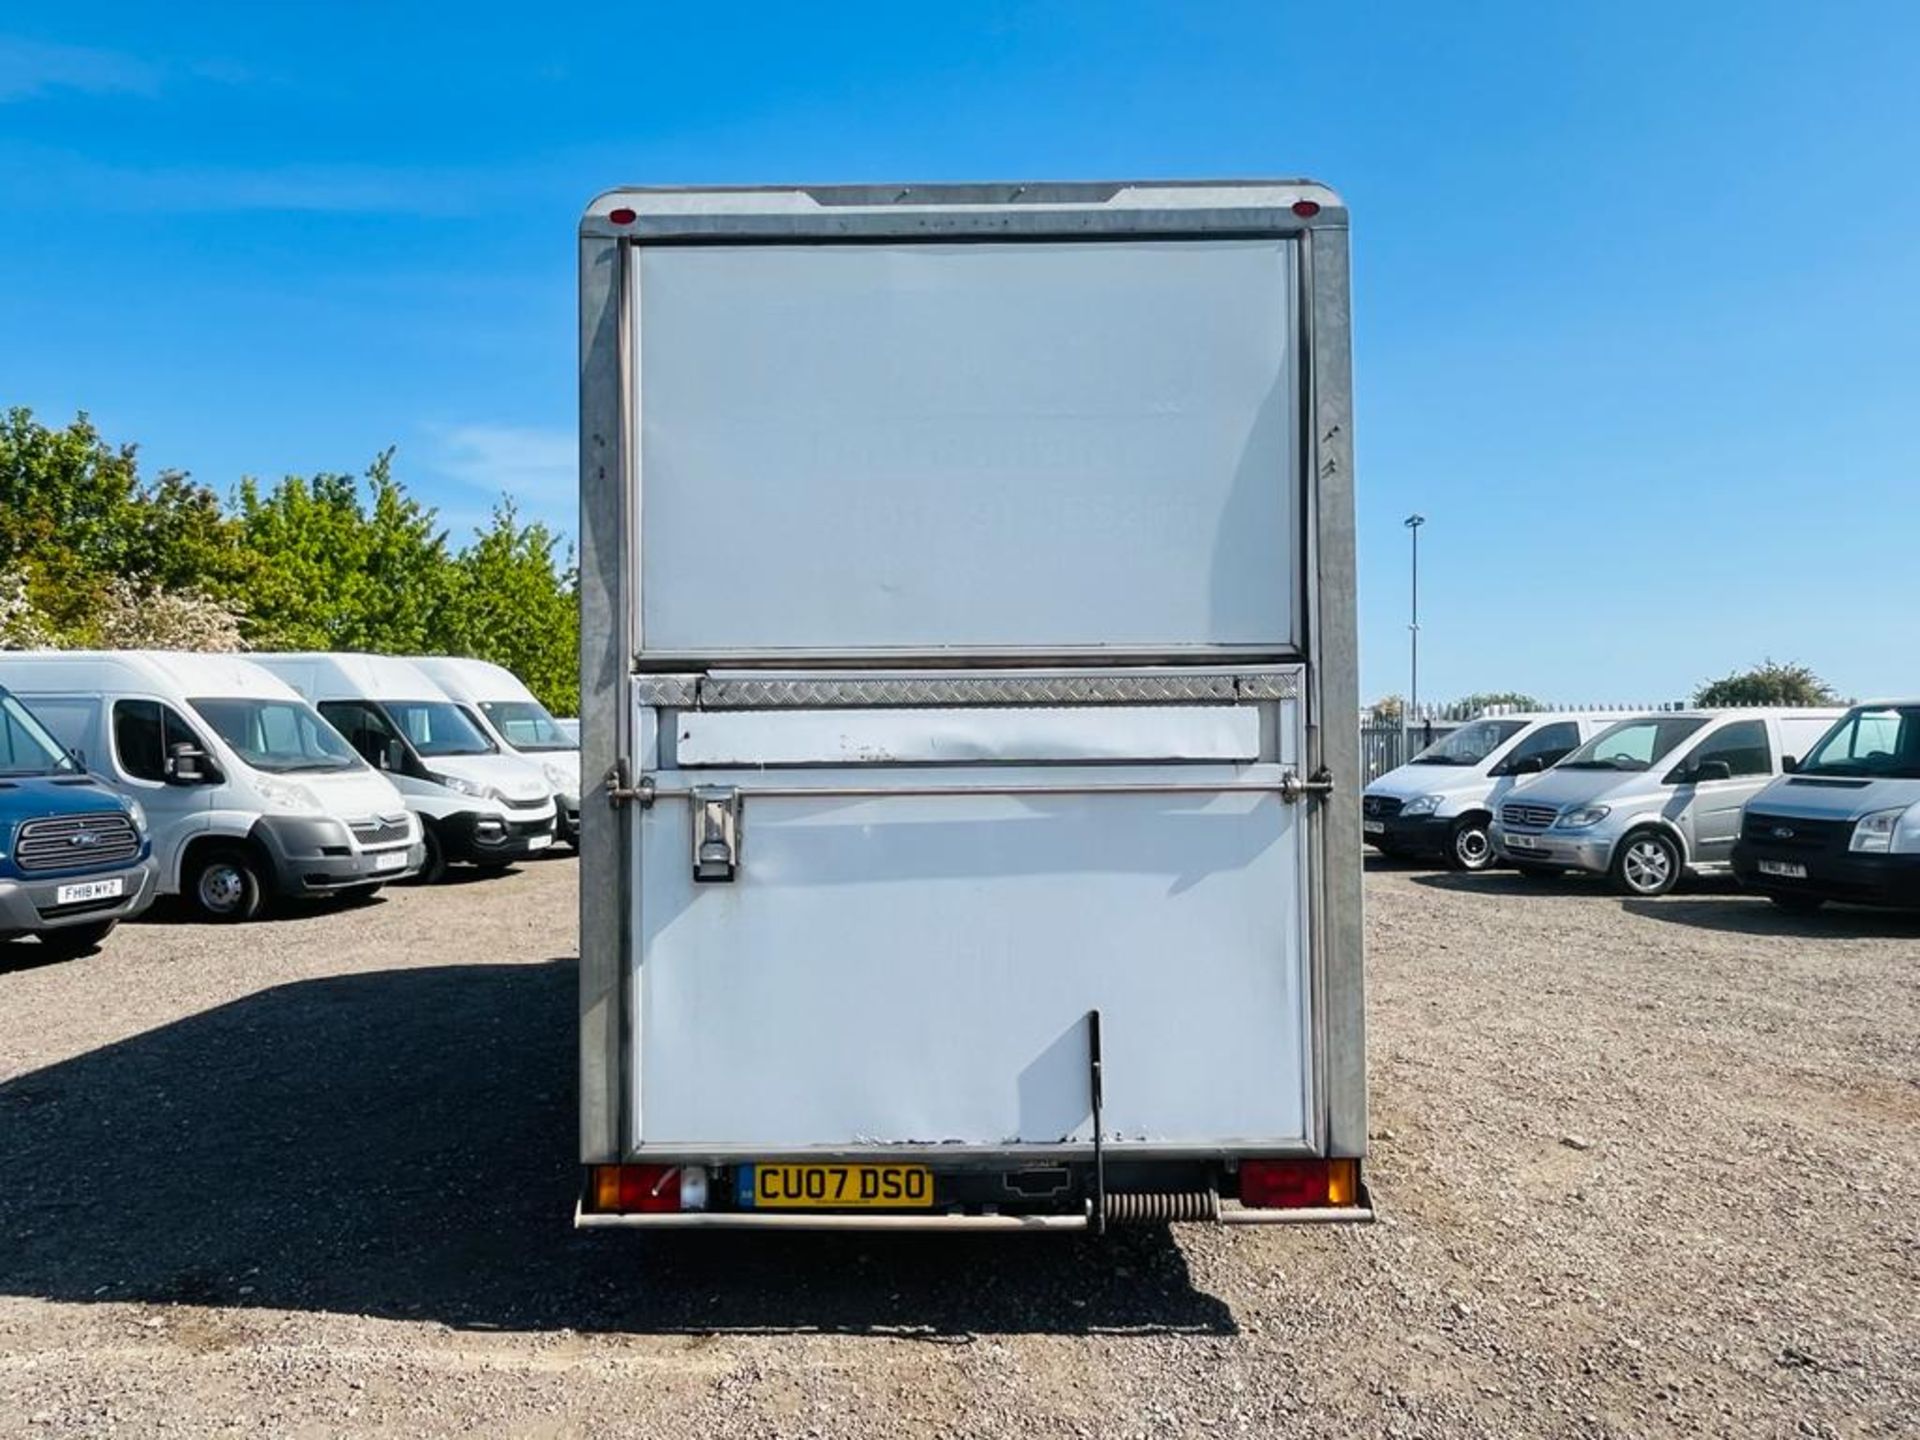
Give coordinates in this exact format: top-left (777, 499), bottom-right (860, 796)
top-left (123, 468), bottom-right (264, 605)
top-left (0, 408), bottom-right (140, 629)
top-left (1694, 659), bottom-right (1838, 708)
top-left (237, 450), bottom-right (456, 652)
top-left (441, 501), bottom-right (580, 714)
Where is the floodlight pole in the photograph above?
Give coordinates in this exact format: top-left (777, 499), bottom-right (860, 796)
top-left (1404, 514), bottom-right (1426, 758)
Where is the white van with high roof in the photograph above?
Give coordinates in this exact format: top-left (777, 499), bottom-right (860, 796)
top-left (1489, 707), bottom-right (1843, 896)
top-left (251, 653), bottom-right (556, 882)
top-left (0, 651), bottom-right (424, 920)
top-left (1363, 712), bottom-right (1622, 870)
top-left (409, 656), bottom-right (580, 846)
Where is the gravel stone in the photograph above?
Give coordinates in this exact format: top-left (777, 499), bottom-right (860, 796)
top-left (1, 855), bottom-right (1915, 1437)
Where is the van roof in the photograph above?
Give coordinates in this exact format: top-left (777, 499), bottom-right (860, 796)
top-left (1468, 711), bottom-right (1650, 724)
top-left (0, 649), bottom-right (304, 702)
top-left (407, 655), bottom-right (533, 705)
top-left (248, 652), bottom-right (454, 704)
top-left (1592, 707), bottom-right (1848, 724)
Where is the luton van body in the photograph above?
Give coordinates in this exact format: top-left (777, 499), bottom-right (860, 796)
top-left (577, 181), bottom-right (1367, 1230)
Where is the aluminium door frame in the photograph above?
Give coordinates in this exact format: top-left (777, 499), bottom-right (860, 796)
top-left (578, 181), bottom-right (1364, 1165)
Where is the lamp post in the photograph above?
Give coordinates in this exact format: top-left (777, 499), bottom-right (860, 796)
top-left (1404, 513), bottom-right (1426, 759)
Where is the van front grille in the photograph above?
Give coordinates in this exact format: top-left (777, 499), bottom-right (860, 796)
top-left (15, 813), bottom-right (141, 873)
top-left (1500, 802), bottom-right (1560, 832)
top-left (349, 814), bottom-right (412, 847)
top-left (1741, 812), bottom-right (1851, 853)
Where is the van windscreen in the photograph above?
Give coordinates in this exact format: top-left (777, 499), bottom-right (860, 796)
top-left (479, 699), bottom-right (574, 752)
top-left (1799, 706), bottom-right (1920, 780)
top-left (0, 691), bottom-right (78, 776)
top-left (189, 698), bottom-right (362, 774)
top-left (385, 700), bottom-right (494, 757)
top-left (1559, 717), bottom-right (1707, 772)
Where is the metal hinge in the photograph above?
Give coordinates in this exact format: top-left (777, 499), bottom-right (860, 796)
top-left (1279, 767), bottom-right (1336, 804)
top-left (605, 762), bottom-right (655, 809)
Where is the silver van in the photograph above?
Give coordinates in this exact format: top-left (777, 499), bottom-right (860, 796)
top-left (1362, 712), bottom-right (1618, 871)
top-left (1489, 708), bottom-right (1842, 896)
top-left (1732, 701), bottom-right (1920, 911)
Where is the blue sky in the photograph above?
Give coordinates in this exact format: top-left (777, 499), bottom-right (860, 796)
top-left (1, 3), bottom-right (1915, 704)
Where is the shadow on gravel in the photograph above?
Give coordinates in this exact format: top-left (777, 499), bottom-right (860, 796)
top-left (0, 938), bottom-right (98, 974)
top-left (0, 959), bottom-right (1231, 1339)
top-left (1361, 853), bottom-right (1436, 874)
top-left (1621, 896), bottom-right (1920, 938)
top-left (1406, 870), bottom-right (1601, 899)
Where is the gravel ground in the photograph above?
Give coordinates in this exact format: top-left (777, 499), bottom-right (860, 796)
top-left (2, 854), bottom-right (1916, 1438)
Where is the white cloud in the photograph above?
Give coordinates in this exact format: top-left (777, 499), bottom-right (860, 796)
top-left (0, 36), bottom-right (162, 102)
top-left (426, 423), bottom-right (576, 539)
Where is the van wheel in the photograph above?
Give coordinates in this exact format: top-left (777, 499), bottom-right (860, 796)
top-left (1443, 818), bottom-right (1496, 872)
top-left (37, 920), bottom-right (117, 959)
top-left (1769, 893), bottom-right (1825, 913)
top-left (1611, 830), bottom-right (1682, 897)
top-left (409, 828), bottom-right (448, 886)
top-left (188, 847), bottom-right (266, 921)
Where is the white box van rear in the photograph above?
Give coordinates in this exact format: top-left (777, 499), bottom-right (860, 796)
top-left (577, 181), bottom-right (1367, 1231)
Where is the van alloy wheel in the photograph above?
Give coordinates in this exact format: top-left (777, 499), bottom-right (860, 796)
top-left (1612, 832), bottom-right (1680, 897)
top-left (1446, 819), bottom-right (1495, 872)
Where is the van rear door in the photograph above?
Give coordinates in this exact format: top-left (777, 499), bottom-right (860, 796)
top-left (628, 673), bottom-right (1313, 1153)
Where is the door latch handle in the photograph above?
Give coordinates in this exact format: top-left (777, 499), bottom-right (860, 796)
top-left (1280, 767), bottom-right (1336, 804)
top-left (691, 786), bottom-right (742, 882)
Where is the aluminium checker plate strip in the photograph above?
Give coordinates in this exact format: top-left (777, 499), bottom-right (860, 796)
top-left (631, 670), bottom-right (1303, 710)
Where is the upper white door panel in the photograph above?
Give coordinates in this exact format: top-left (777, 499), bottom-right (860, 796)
top-left (634, 238), bottom-right (1300, 655)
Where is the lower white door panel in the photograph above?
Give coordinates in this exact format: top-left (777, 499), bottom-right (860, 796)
top-left (630, 763), bottom-right (1311, 1150)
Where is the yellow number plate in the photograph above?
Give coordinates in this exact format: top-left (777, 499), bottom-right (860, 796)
top-left (747, 1163), bottom-right (934, 1209)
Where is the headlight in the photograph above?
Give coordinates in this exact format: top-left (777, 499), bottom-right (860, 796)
top-left (1850, 808), bottom-right (1905, 854)
top-left (257, 777), bottom-right (322, 812)
top-left (429, 772), bottom-right (487, 798)
top-left (1400, 794), bottom-right (1443, 817)
top-left (126, 799), bottom-right (148, 833)
top-left (1554, 805), bottom-right (1611, 830)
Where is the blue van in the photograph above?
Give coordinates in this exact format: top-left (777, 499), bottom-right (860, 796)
top-left (0, 681), bottom-right (158, 958)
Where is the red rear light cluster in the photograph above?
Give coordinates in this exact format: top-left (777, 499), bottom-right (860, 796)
top-left (1238, 1157), bottom-right (1358, 1209)
top-left (588, 1163), bottom-right (681, 1213)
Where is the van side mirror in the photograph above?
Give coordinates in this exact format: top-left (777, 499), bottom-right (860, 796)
top-left (165, 741), bottom-right (210, 785)
top-left (66, 746), bottom-right (86, 770)
top-left (1505, 754), bottom-right (1545, 776)
top-left (1782, 754), bottom-right (1800, 774)
top-left (1692, 759), bottom-right (1733, 783)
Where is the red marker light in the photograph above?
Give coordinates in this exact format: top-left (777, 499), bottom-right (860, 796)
top-left (607, 207), bottom-right (637, 225)
top-left (1291, 199), bottom-right (1321, 218)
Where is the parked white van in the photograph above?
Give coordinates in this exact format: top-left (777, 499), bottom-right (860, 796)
top-left (1733, 700), bottom-right (1920, 911)
top-left (408, 656), bottom-right (579, 846)
top-left (1363, 713), bottom-right (1622, 871)
top-left (250, 653), bottom-right (556, 882)
top-left (0, 651), bottom-right (424, 920)
top-left (1489, 708), bottom-right (1843, 896)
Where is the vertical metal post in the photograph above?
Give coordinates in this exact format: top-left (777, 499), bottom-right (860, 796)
top-left (1087, 1009), bottom-right (1106, 1236)
top-left (1404, 513), bottom-right (1425, 757)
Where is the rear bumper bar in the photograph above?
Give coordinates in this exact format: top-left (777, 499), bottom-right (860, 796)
top-left (574, 1202), bottom-right (1373, 1231)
